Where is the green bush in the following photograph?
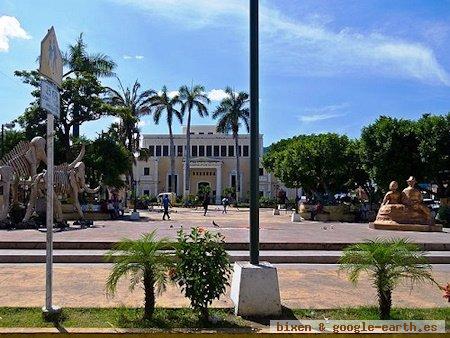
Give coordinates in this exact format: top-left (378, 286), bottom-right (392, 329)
top-left (259, 196), bottom-right (278, 208)
top-left (437, 205), bottom-right (450, 227)
top-left (174, 227), bottom-right (232, 322)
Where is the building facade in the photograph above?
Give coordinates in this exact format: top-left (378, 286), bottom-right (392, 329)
top-left (133, 125), bottom-right (293, 204)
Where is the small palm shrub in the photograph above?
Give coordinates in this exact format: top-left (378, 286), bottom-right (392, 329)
top-left (105, 231), bottom-right (173, 320)
top-left (339, 238), bottom-right (433, 319)
top-left (173, 227), bottom-right (232, 321)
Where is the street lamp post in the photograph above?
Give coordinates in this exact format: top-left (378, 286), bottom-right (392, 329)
top-left (133, 179), bottom-right (138, 213)
top-left (230, 0), bottom-right (281, 317)
top-left (1, 122), bottom-right (15, 158)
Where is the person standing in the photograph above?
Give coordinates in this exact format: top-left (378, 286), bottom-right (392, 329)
top-left (162, 194), bottom-right (171, 220)
top-left (203, 193), bottom-right (210, 216)
top-left (222, 196), bottom-right (229, 214)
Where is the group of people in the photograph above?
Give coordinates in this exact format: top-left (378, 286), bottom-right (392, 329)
top-left (106, 198), bottom-right (124, 219)
top-left (160, 193), bottom-right (231, 220)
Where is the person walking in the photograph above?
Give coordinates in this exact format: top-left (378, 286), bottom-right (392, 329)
top-left (162, 194), bottom-right (171, 220)
top-left (203, 193), bottom-right (210, 216)
top-left (222, 196), bottom-right (229, 214)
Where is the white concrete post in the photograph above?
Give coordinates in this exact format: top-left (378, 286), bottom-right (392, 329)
top-left (153, 158), bottom-right (159, 196)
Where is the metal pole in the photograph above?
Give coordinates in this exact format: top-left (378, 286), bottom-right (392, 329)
top-left (133, 180), bottom-right (137, 213)
top-left (45, 112), bottom-right (54, 310)
top-left (1, 124), bottom-right (4, 159)
top-left (249, 0), bottom-right (259, 265)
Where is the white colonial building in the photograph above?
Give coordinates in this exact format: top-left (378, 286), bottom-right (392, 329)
top-left (133, 125), bottom-right (294, 204)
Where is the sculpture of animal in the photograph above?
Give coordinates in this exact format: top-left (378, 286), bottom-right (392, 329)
top-left (0, 137), bottom-right (47, 220)
top-left (24, 145), bottom-right (100, 222)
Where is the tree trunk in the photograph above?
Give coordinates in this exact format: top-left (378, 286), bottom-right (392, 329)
top-left (143, 268), bottom-right (155, 320)
top-left (185, 109), bottom-right (192, 195)
top-left (234, 133), bottom-right (240, 204)
top-left (169, 125), bottom-right (175, 193)
top-left (377, 285), bottom-right (392, 320)
top-left (200, 307), bottom-right (209, 322)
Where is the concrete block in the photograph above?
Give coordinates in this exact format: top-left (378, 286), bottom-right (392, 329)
top-left (291, 212), bottom-right (301, 222)
top-left (230, 261), bottom-right (282, 317)
top-left (129, 211), bottom-right (140, 221)
top-left (273, 209), bottom-right (280, 215)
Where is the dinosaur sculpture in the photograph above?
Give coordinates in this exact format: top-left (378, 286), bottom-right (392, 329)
top-left (23, 145), bottom-right (100, 223)
top-left (0, 137), bottom-right (47, 220)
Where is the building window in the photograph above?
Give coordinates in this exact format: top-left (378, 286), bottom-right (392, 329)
top-left (177, 145), bottom-right (183, 157)
top-left (259, 168), bottom-right (264, 176)
top-left (144, 190), bottom-right (150, 196)
top-left (228, 145), bottom-right (234, 157)
top-left (238, 145), bottom-right (242, 156)
top-left (199, 145), bottom-right (205, 157)
top-left (243, 145), bottom-right (249, 157)
top-left (199, 132), bottom-right (204, 135)
top-left (214, 145), bottom-right (220, 157)
top-left (148, 145), bottom-right (155, 156)
top-left (208, 132), bottom-right (213, 135)
top-left (163, 145), bottom-right (169, 156)
top-left (206, 145), bottom-right (212, 157)
top-left (231, 174), bottom-right (236, 189)
top-left (259, 191), bottom-right (264, 197)
top-left (221, 145), bottom-right (227, 157)
top-left (192, 145), bottom-right (198, 157)
top-left (156, 145), bottom-right (162, 157)
top-left (168, 174), bottom-right (178, 193)
top-left (144, 167), bottom-right (150, 176)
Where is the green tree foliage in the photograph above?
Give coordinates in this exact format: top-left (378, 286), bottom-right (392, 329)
top-left (263, 133), bottom-right (359, 197)
top-left (105, 231), bottom-right (173, 320)
top-left (0, 129), bottom-right (27, 157)
top-left (360, 116), bottom-right (423, 192)
top-left (174, 228), bottom-right (231, 322)
top-left (415, 113), bottom-right (450, 193)
top-left (14, 34), bottom-right (117, 162)
top-left (81, 136), bottom-right (132, 188)
top-left (339, 238), bottom-right (433, 319)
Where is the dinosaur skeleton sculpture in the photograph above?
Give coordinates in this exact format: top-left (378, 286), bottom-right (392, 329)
top-left (24, 145), bottom-right (100, 222)
top-left (0, 137), bottom-right (47, 220)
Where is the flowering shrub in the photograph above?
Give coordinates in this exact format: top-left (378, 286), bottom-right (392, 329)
top-left (174, 227), bottom-right (232, 321)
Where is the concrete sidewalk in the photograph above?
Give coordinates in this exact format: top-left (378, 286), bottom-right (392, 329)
top-left (0, 263), bottom-right (448, 309)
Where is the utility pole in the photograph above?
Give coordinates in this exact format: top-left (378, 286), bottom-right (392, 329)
top-left (249, 0), bottom-right (260, 265)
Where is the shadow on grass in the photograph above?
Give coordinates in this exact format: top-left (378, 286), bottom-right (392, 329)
top-left (241, 306), bottom-right (297, 326)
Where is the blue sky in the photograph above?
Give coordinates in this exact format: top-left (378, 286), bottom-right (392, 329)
top-left (1, 0), bottom-right (450, 145)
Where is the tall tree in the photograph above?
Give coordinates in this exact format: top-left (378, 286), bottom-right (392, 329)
top-left (64, 33), bottom-right (116, 138)
top-left (149, 87), bottom-right (183, 193)
top-left (212, 87), bottom-right (250, 202)
top-left (361, 116), bottom-right (423, 192)
top-left (179, 84), bottom-right (210, 195)
top-left (105, 79), bottom-right (154, 154)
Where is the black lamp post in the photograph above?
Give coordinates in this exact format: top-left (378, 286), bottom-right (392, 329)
top-left (249, 0), bottom-right (259, 265)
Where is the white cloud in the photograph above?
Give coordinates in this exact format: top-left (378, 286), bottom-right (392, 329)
top-left (207, 89), bottom-right (229, 102)
top-left (298, 103), bottom-right (348, 123)
top-left (0, 16), bottom-right (31, 52)
top-left (123, 54), bottom-right (144, 60)
top-left (112, 0), bottom-right (450, 86)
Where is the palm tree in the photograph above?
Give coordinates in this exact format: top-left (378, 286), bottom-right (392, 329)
top-left (105, 231), bottom-right (173, 320)
top-left (179, 84), bottom-right (210, 195)
top-left (106, 78), bottom-right (155, 154)
top-left (149, 87), bottom-right (183, 193)
top-left (212, 87), bottom-right (249, 203)
top-left (339, 238), bottom-right (433, 319)
top-left (63, 33), bottom-right (116, 138)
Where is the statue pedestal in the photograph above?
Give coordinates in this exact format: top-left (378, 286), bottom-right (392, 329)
top-left (371, 204), bottom-right (442, 232)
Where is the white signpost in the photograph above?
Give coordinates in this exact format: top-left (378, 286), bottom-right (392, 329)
top-left (39, 26), bottom-right (63, 321)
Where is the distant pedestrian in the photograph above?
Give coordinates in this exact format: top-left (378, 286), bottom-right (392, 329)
top-left (107, 200), bottom-right (115, 219)
top-left (222, 197), bottom-right (229, 214)
top-left (203, 193), bottom-right (210, 216)
top-left (162, 194), bottom-right (171, 220)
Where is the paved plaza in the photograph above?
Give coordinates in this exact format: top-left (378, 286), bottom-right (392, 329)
top-left (0, 208), bottom-right (449, 245)
top-left (0, 263), bottom-right (448, 309)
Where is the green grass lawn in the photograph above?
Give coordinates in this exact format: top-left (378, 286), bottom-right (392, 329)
top-left (0, 307), bottom-right (448, 329)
